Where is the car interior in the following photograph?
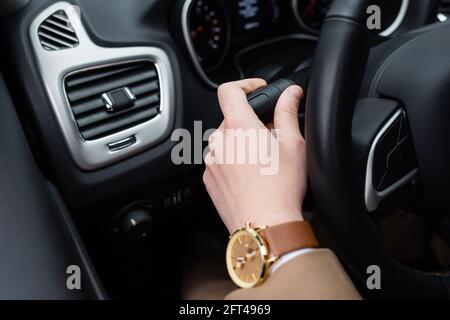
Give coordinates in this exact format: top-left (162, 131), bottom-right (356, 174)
top-left (0, 0), bottom-right (449, 300)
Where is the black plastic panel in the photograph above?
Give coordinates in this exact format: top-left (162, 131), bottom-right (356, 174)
top-left (0, 72), bottom-right (104, 299)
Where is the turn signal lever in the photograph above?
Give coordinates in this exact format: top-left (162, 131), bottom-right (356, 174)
top-left (247, 70), bottom-right (309, 123)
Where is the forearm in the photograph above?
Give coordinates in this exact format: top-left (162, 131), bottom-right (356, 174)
top-left (225, 249), bottom-right (362, 300)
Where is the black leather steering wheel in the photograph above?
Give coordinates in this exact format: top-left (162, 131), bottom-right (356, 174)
top-left (306, 0), bottom-right (450, 299)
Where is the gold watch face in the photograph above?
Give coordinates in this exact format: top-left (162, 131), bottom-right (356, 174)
top-left (226, 229), bottom-right (269, 289)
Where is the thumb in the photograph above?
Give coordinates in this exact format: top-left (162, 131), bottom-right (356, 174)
top-left (273, 85), bottom-right (303, 139)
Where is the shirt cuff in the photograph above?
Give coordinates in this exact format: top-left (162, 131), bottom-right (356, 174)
top-left (270, 248), bottom-right (318, 275)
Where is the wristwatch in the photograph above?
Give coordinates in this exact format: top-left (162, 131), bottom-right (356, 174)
top-left (226, 221), bottom-right (319, 289)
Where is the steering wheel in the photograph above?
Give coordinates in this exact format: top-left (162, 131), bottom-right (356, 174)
top-left (306, 0), bottom-right (450, 299)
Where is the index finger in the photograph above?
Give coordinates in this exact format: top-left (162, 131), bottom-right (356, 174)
top-left (217, 78), bottom-right (267, 121)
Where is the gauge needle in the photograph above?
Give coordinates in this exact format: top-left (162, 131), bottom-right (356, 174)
top-left (304, 0), bottom-right (317, 17)
top-left (191, 25), bottom-right (204, 38)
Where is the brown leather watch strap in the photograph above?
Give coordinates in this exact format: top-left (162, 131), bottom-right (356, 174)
top-left (259, 221), bottom-right (319, 257)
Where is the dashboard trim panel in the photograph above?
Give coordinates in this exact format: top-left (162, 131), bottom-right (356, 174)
top-left (29, 2), bottom-right (176, 171)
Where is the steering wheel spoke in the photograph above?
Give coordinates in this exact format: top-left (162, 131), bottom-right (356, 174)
top-left (353, 100), bottom-right (421, 219)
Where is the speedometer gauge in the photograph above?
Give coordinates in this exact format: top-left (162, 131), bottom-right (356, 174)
top-left (188, 0), bottom-right (230, 72)
top-left (293, 0), bottom-right (409, 36)
top-left (293, 0), bottom-right (333, 33)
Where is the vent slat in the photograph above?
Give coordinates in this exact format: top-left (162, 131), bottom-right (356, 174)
top-left (67, 69), bottom-right (157, 102)
top-left (38, 31), bottom-right (76, 48)
top-left (70, 80), bottom-right (159, 116)
top-left (82, 107), bottom-right (159, 140)
top-left (40, 40), bottom-right (60, 51)
top-left (66, 65), bottom-right (140, 88)
top-left (39, 24), bottom-right (78, 43)
top-left (38, 10), bottom-right (79, 51)
top-left (77, 94), bottom-right (160, 129)
top-left (45, 17), bottom-right (76, 33)
top-left (64, 61), bottom-right (161, 140)
top-left (71, 97), bottom-right (105, 116)
top-left (131, 81), bottom-right (160, 96)
top-left (53, 12), bottom-right (70, 23)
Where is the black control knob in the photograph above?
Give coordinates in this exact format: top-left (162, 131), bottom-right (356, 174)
top-left (119, 208), bottom-right (155, 241)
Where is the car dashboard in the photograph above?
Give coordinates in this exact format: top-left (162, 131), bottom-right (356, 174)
top-left (0, 0), bottom-right (436, 214)
top-left (0, 0), bottom-right (445, 299)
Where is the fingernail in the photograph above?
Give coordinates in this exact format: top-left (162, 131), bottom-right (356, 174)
top-left (287, 86), bottom-right (303, 99)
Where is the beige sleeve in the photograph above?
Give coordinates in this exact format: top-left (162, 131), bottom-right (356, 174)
top-left (225, 249), bottom-right (362, 300)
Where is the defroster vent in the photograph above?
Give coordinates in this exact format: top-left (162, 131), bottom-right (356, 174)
top-left (38, 10), bottom-right (79, 51)
top-left (64, 61), bottom-right (161, 140)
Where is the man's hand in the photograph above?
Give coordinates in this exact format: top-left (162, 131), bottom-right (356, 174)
top-left (203, 78), bottom-right (307, 234)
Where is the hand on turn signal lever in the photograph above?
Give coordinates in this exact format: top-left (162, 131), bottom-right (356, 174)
top-left (203, 78), bottom-right (307, 234)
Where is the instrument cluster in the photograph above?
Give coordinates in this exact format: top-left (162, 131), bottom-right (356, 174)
top-left (182, 0), bottom-right (409, 85)
top-left (184, 0), bottom-right (286, 73)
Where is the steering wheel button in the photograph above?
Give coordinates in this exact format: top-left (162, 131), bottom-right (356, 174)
top-left (379, 137), bottom-right (417, 191)
top-left (398, 115), bottom-right (410, 141)
top-left (373, 147), bottom-right (388, 187)
top-left (376, 171), bottom-right (388, 191)
top-left (387, 144), bottom-right (404, 169)
top-left (377, 117), bottom-right (402, 153)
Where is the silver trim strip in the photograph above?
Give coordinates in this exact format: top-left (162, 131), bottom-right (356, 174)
top-left (181, 0), bottom-right (224, 89)
top-left (108, 136), bottom-right (137, 152)
top-left (379, 0), bottom-right (410, 37)
top-left (30, 2), bottom-right (176, 171)
top-left (365, 110), bottom-right (419, 212)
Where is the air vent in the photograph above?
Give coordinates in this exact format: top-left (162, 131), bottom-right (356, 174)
top-left (38, 10), bottom-right (79, 51)
top-left (64, 61), bottom-right (161, 141)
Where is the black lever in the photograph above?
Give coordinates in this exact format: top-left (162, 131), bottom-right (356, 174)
top-left (247, 70), bottom-right (310, 123)
top-left (247, 79), bottom-right (295, 124)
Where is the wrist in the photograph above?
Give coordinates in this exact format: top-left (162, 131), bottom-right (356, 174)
top-left (229, 210), bottom-right (304, 235)
top-left (252, 209), bottom-right (304, 228)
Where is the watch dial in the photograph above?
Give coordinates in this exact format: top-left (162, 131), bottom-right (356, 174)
top-left (226, 230), bottom-right (267, 288)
